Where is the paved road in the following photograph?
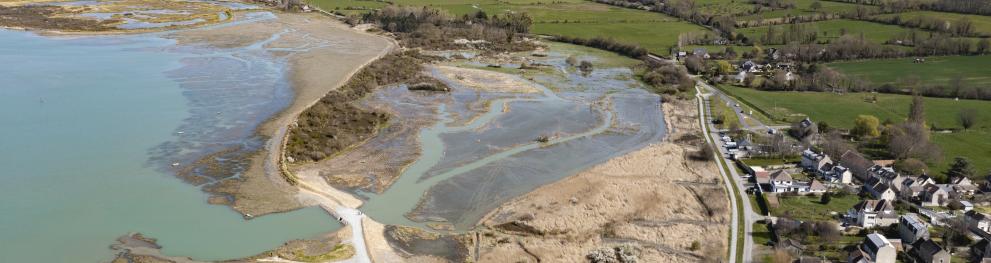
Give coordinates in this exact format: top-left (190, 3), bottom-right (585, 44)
top-left (697, 81), bottom-right (789, 133)
top-left (697, 83), bottom-right (762, 263)
top-left (695, 86), bottom-right (741, 263)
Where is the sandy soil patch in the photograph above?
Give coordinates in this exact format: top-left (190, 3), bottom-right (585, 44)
top-left (475, 98), bottom-right (730, 263)
top-left (433, 65), bottom-right (539, 93)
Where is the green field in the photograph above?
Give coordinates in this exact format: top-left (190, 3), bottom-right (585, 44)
top-left (828, 55), bottom-right (991, 89)
top-left (718, 85), bottom-right (991, 174)
top-left (306, 0), bottom-right (709, 55)
top-left (874, 11), bottom-right (991, 36)
top-left (736, 0), bottom-right (875, 21)
top-left (738, 19), bottom-right (916, 44)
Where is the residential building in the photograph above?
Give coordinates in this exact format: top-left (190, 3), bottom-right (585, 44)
top-left (850, 233), bottom-right (897, 263)
top-left (801, 149), bottom-right (831, 172)
top-left (966, 211), bottom-right (991, 235)
top-left (868, 165), bottom-right (901, 185)
top-left (770, 170), bottom-right (795, 193)
top-left (819, 163), bottom-right (853, 184)
top-left (849, 199), bottom-right (899, 228)
top-left (971, 238), bottom-right (991, 263)
top-left (921, 184), bottom-right (951, 207)
top-left (897, 176), bottom-right (935, 199)
top-left (897, 214), bottom-right (929, 243)
top-left (909, 238), bottom-right (950, 263)
top-left (864, 177), bottom-right (897, 201)
top-left (840, 150), bottom-right (874, 182)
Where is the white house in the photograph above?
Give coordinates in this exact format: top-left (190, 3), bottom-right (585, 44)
top-left (921, 184), bottom-right (952, 207)
top-left (864, 177), bottom-right (897, 201)
top-left (769, 170), bottom-right (795, 193)
top-left (849, 199), bottom-right (899, 228)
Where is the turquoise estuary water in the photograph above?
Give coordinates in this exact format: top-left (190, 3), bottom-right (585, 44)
top-left (0, 29), bottom-right (338, 262)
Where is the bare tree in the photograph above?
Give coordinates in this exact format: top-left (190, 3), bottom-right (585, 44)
top-left (959, 108), bottom-right (978, 130)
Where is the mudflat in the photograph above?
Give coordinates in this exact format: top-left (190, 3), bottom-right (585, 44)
top-left (167, 11), bottom-right (394, 217)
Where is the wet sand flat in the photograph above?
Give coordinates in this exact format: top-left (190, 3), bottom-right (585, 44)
top-left (167, 11), bottom-right (394, 217)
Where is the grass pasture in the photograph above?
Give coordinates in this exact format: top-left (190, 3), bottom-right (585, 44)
top-left (305, 0), bottom-right (710, 55)
top-left (718, 84), bottom-right (991, 174)
top-left (828, 55), bottom-right (991, 89)
top-left (736, 0), bottom-right (875, 21)
top-left (873, 11), bottom-right (991, 36)
top-left (738, 19), bottom-right (917, 44)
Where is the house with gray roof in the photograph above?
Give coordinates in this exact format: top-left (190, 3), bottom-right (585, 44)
top-left (898, 214), bottom-right (929, 243)
top-left (909, 238), bottom-right (950, 263)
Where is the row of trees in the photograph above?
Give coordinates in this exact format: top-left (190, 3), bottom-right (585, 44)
top-left (827, 0), bottom-right (991, 16)
top-left (866, 14), bottom-right (982, 37)
top-left (551, 36), bottom-right (649, 58)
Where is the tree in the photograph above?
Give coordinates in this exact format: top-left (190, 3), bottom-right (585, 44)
top-left (820, 192), bottom-right (832, 204)
top-left (852, 115), bottom-right (881, 138)
top-left (978, 38), bottom-right (990, 54)
top-left (810, 1), bottom-right (823, 12)
top-left (959, 108), bottom-right (978, 130)
top-left (908, 95), bottom-right (926, 125)
top-left (814, 221), bottom-right (840, 243)
top-left (946, 157), bottom-right (975, 179)
top-left (817, 121), bottom-right (831, 133)
top-left (895, 158), bottom-right (928, 175)
top-left (684, 56), bottom-right (705, 74)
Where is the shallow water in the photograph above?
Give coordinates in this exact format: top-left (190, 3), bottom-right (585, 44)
top-left (358, 51), bottom-right (666, 230)
top-left (0, 27), bottom-right (340, 262)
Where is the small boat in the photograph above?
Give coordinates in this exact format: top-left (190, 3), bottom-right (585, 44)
top-left (176, 131), bottom-right (184, 134)
top-left (171, 162), bottom-right (180, 167)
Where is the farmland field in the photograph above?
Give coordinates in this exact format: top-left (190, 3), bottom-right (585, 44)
top-left (737, 19), bottom-right (917, 44)
top-left (306, 0), bottom-right (709, 55)
top-left (718, 85), bottom-right (991, 174)
top-left (873, 11), bottom-right (991, 36)
top-left (828, 55), bottom-right (991, 89)
top-left (735, 0), bottom-right (875, 21)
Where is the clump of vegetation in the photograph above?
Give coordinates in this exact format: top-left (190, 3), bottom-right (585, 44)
top-left (407, 82), bottom-right (449, 92)
top-left (535, 135), bottom-right (550, 143)
top-left (641, 59), bottom-right (694, 95)
top-left (578, 60), bottom-right (594, 75)
top-left (690, 143), bottom-right (716, 161)
top-left (360, 7), bottom-right (536, 52)
top-left (287, 51), bottom-right (444, 162)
